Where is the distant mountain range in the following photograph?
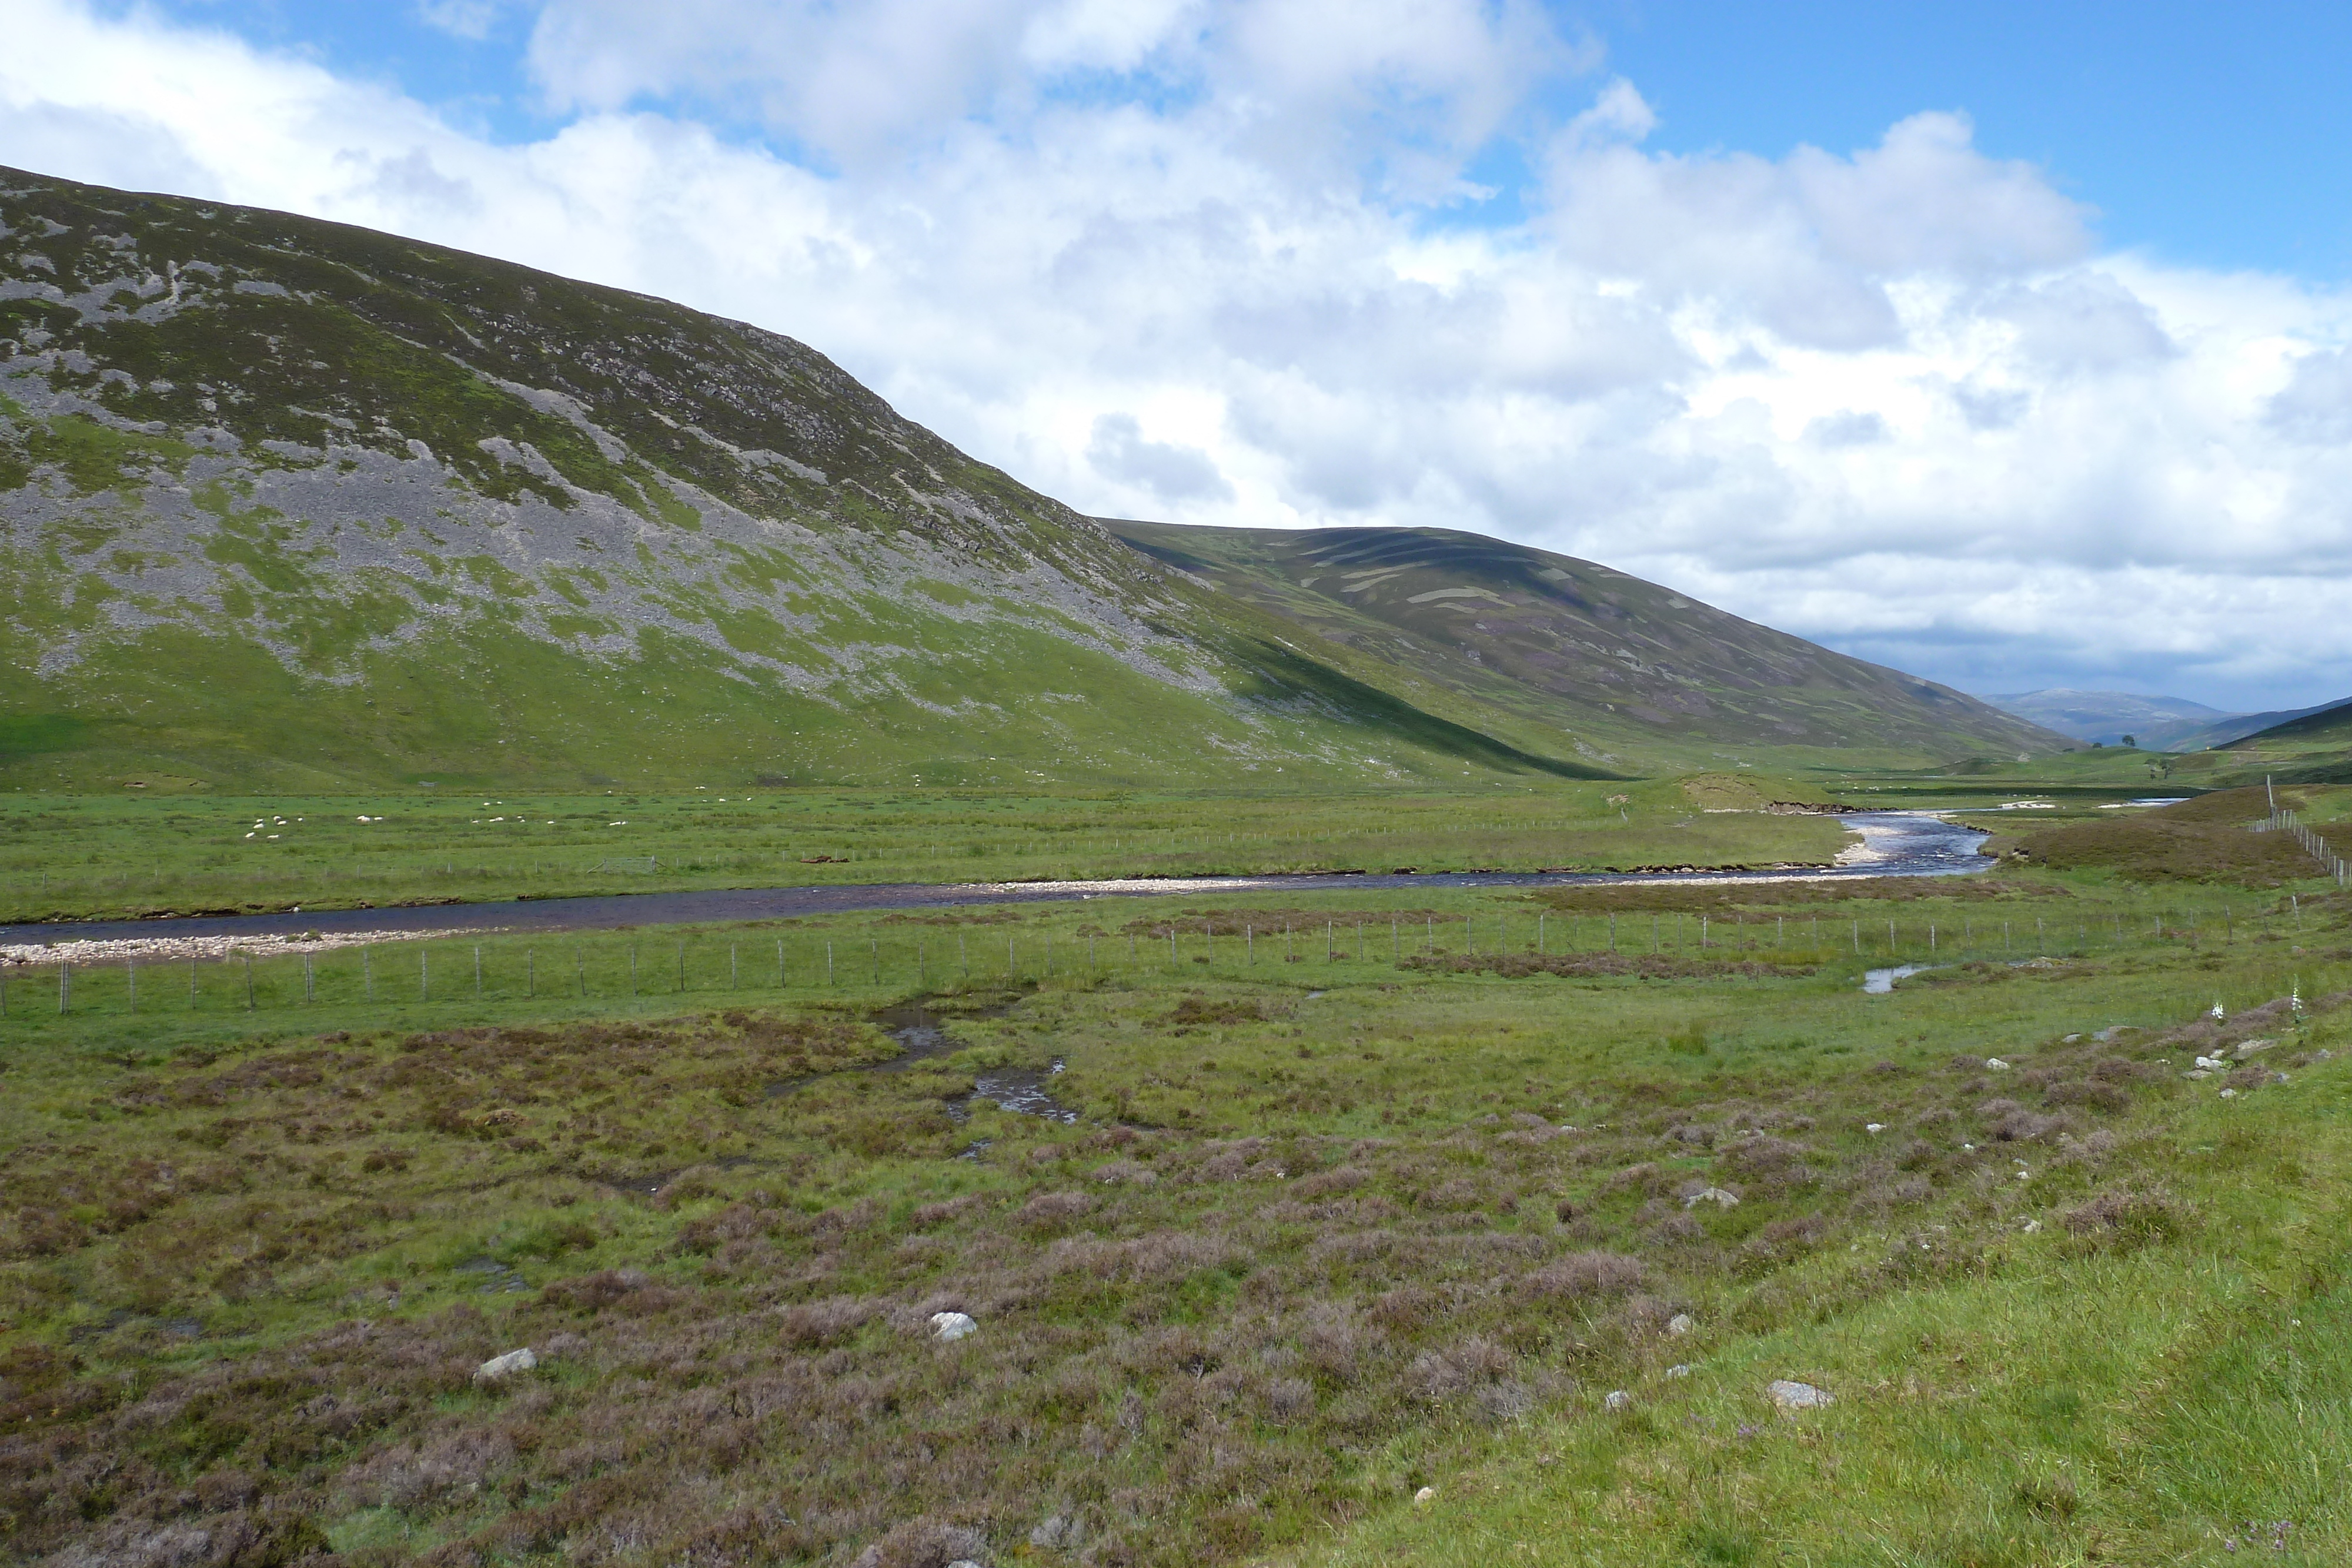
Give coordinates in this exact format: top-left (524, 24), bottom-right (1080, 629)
top-left (0, 164), bottom-right (2064, 791)
top-left (1983, 690), bottom-right (2352, 754)
top-left (1980, 690), bottom-right (2246, 750)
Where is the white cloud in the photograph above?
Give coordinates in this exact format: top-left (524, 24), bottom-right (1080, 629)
top-left (4, 0), bottom-right (2352, 710)
top-left (1087, 413), bottom-right (1234, 502)
top-left (2269, 347), bottom-right (2352, 444)
top-left (418, 0), bottom-right (509, 42)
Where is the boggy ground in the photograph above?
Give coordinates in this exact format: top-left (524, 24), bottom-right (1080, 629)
top-left (5, 879), bottom-right (2352, 1567)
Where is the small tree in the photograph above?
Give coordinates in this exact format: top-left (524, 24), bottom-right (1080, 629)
top-left (2122, 733), bottom-right (2137, 748)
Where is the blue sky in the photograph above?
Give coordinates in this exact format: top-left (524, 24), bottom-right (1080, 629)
top-left (12, 1), bottom-right (2352, 711)
top-left (142, 0), bottom-right (2352, 278)
top-left (1579, 1), bottom-right (2352, 279)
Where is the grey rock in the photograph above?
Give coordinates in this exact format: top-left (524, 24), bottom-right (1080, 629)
top-left (1667, 1313), bottom-right (1696, 1336)
top-left (1767, 1379), bottom-right (1832, 1412)
top-left (930, 1310), bottom-right (978, 1342)
top-left (473, 1347), bottom-right (536, 1382)
top-left (1603, 1389), bottom-right (1632, 1412)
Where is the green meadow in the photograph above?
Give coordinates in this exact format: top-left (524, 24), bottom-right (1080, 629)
top-left (4, 788), bottom-right (2348, 1567)
top-left (0, 776), bottom-right (1853, 926)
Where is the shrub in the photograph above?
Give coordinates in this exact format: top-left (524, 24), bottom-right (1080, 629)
top-left (1523, 1251), bottom-right (1646, 1299)
top-left (2060, 1185), bottom-right (2196, 1251)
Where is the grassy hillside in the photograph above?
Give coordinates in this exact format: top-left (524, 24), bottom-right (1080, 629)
top-left (2183, 701), bottom-right (2352, 783)
top-left (4, 856), bottom-right (2351, 1566)
top-left (4, 165), bottom-right (2062, 794)
top-left (1105, 520), bottom-right (2065, 771)
top-left (2169, 697), bottom-right (2351, 755)
top-left (0, 166), bottom-right (1620, 794)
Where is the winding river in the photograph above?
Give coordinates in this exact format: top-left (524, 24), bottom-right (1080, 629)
top-left (0, 810), bottom-right (1987, 959)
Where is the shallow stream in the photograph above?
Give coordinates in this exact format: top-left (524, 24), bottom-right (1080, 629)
top-left (1, 811), bottom-right (1990, 957)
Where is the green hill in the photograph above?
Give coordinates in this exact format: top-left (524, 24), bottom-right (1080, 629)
top-left (2191, 699), bottom-right (2352, 784)
top-left (1107, 520), bottom-right (2059, 770)
top-left (1, 165), bottom-right (2059, 792)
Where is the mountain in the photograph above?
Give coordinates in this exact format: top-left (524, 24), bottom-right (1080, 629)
top-left (1109, 521), bottom-right (2061, 768)
top-left (2170, 698), bottom-right (2352, 754)
top-left (1979, 689), bottom-right (2246, 750)
top-left (1, 165), bottom-right (2062, 791)
top-left (2181, 698), bottom-right (2352, 784)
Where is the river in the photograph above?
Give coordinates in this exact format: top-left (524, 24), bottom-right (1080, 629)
top-left (0, 810), bottom-right (1987, 959)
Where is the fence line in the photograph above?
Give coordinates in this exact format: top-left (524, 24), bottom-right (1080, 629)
top-left (2251, 799), bottom-right (2348, 886)
top-left (0, 895), bottom-right (2308, 1024)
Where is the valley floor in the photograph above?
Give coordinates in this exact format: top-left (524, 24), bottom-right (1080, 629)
top-left (0, 782), bottom-right (1851, 929)
top-left (2, 817), bottom-right (2349, 1567)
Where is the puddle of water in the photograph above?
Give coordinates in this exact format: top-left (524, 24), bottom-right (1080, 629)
top-left (954, 1057), bottom-right (1078, 1124)
top-left (1862, 964), bottom-right (1941, 994)
top-left (828, 997), bottom-right (1083, 1125)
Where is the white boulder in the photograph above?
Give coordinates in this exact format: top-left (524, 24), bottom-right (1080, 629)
top-left (930, 1310), bottom-right (978, 1342)
top-left (474, 1347), bottom-right (536, 1382)
top-left (1604, 1390), bottom-right (1632, 1412)
top-left (1667, 1313), bottom-right (1696, 1336)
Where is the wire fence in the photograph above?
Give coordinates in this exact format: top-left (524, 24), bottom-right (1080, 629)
top-left (0, 896), bottom-right (2317, 1023)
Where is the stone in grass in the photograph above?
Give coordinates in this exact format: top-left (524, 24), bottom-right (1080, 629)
top-left (1682, 1186), bottom-right (1740, 1210)
top-left (930, 1311), bottom-right (978, 1342)
top-left (1414, 1486), bottom-right (1437, 1506)
top-left (1665, 1365), bottom-right (1693, 1379)
top-left (473, 1347), bottom-right (536, 1382)
top-left (1604, 1390), bottom-right (1632, 1412)
top-left (1668, 1313), bottom-right (1696, 1336)
top-left (1768, 1379), bottom-right (1833, 1412)
top-left (1986, 1058), bottom-right (2012, 1071)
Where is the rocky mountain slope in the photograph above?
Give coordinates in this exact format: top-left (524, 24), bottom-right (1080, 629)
top-left (1, 166), bottom-right (2060, 791)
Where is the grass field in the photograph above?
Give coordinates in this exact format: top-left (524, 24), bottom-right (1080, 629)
top-left (0, 777), bottom-right (1854, 926)
top-left (6, 796), bottom-right (2352, 1566)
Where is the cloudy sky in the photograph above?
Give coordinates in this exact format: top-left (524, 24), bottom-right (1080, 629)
top-left (6, 1), bottom-right (2351, 712)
